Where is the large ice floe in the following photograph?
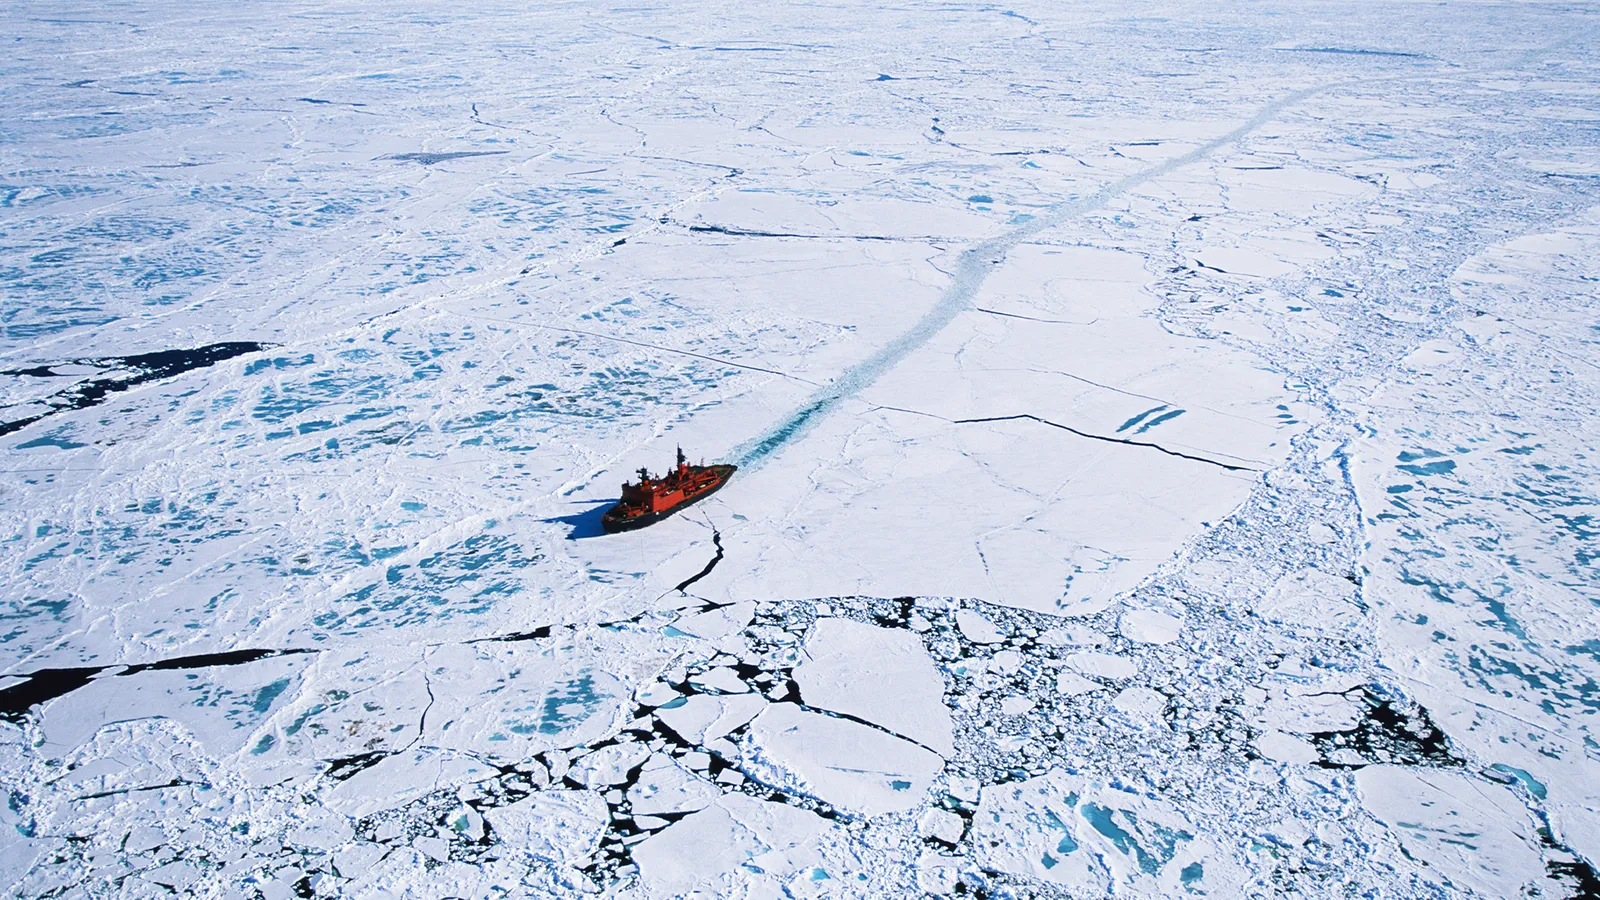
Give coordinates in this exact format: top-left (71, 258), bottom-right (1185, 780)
top-left (2, 0), bottom-right (1599, 897)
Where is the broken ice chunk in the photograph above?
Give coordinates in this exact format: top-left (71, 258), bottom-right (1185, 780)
top-left (671, 602), bottom-right (756, 642)
top-left (1000, 696), bottom-right (1036, 716)
top-left (917, 853), bottom-right (962, 895)
top-left (743, 703), bottom-right (942, 817)
top-left (569, 742), bottom-right (650, 788)
top-left (331, 843), bottom-right (385, 879)
top-left (1254, 730), bottom-right (1318, 765)
top-left (124, 825), bottom-right (165, 854)
top-left (324, 748), bottom-right (496, 819)
top-left (656, 693), bottom-right (766, 745)
top-left (1119, 609), bottom-right (1182, 644)
top-left (688, 667), bottom-right (749, 694)
top-left (1055, 672), bottom-right (1101, 696)
top-left (627, 753), bottom-right (720, 816)
top-left (1253, 691), bottom-right (1359, 733)
top-left (956, 609), bottom-right (1005, 644)
top-left (633, 794), bottom-right (831, 895)
top-left (973, 768), bottom-right (1205, 892)
top-left (545, 749), bottom-right (570, 781)
top-left (285, 809), bottom-right (353, 851)
top-left (989, 650), bottom-right (1023, 674)
top-left (142, 861), bottom-right (200, 892)
top-left (918, 808), bottom-right (965, 844)
top-left (793, 617), bottom-right (955, 756)
top-left (1357, 766), bottom-right (1543, 897)
top-left (422, 645), bottom-right (626, 763)
top-left (1066, 652), bottom-right (1138, 680)
top-left (636, 682), bottom-right (681, 707)
top-left (448, 805), bottom-right (485, 842)
top-left (946, 776), bottom-right (981, 806)
top-left (1110, 687), bottom-right (1166, 727)
top-left (40, 654), bottom-right (310, 759)
top-left (482, 789), bottom-right (607, 869)
top-left (994, 733), bottom-right (1028, 753)
top-left (949, 656), bottom-right (986, 679)
top-left (413, 835), bottom-right (449, 862)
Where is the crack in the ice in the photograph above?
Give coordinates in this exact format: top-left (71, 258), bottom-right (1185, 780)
top-left (789, 699), bottom-right (948, 762)
top-left (0, 648), bottom-right (317, 722)
top-left (76, 778), bottom-right (204, 802)
top-left (674, 530), bottom-right (725, 594)
top-left (953, 413), bottom-right (1262, 472)
top-left (1, 342), bottom-right (270, 439)
top-left (464, 625), bottom-right (555, 644)
top-left (406, 658), bottom-right (438, 755)
top-left (1009, 363), bottom-right (1177, 408)
top-left (973, 307), bottom-right (1100, 326)
top-left (630, 156), bottom-right (742, 179)
top-left (1192, 258), bottom-right (1242, 276)
top-left (382, 150), bottom-right (509, 166)
top-left (322, 751), bottom-right (389, 782)
top-left (1305, 687), bottom-right (1461, 769)
top-left (685, 223), bottom-right (917, 242)
top-left (1276, 46), bottom-right (1428, 58)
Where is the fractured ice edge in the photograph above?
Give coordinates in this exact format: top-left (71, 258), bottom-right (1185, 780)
top-left (3, 0), bottom-right (1600, 897)
top-left (5, 589), bottom-right (1596, 897)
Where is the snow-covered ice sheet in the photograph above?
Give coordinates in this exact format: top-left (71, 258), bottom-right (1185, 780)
top-left (2, 0), bottom-right (1599, 897)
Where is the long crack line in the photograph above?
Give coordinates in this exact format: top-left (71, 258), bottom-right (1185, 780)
top-left (674, 529), bottom-right (725, 594)
top-left (954, 413), bottom-right (1263, 472)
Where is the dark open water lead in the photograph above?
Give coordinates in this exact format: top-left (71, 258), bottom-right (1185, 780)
top-left (1, 341), bottom-right (267, 437)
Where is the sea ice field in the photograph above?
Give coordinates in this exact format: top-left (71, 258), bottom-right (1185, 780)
top-left (2, 0), bottom-right (1598, 897)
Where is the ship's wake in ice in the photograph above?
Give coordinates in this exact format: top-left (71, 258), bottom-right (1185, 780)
top-left (729, 86), bottom-right (1323, 469)
top-left (1, 2), bottom-right (1598, 898)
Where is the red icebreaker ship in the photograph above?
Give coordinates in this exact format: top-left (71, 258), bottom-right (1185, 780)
top-left (601, 448), bottom-right (736, 534)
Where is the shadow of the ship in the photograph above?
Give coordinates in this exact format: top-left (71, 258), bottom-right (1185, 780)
top-left (545, 500), bottom-right (615, 540)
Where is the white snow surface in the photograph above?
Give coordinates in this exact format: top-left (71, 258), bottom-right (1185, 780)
top-left (1, 1), bottom-right (1598, 897)
top-left (654, 693), bottom-right (766, 745)
top-left (794, 616), bottom-right (955, 756)
top-left (743, 702), bottom-right (944, 817)
top-left (1357, 766), bottom-right (1547, 898)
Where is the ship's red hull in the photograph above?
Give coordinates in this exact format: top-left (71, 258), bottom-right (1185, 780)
top-left (602, 463), bottom-right (736, 533)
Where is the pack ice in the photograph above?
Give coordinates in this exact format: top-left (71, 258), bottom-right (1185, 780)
top-left (2, 1), bottom-right (1597, 898)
